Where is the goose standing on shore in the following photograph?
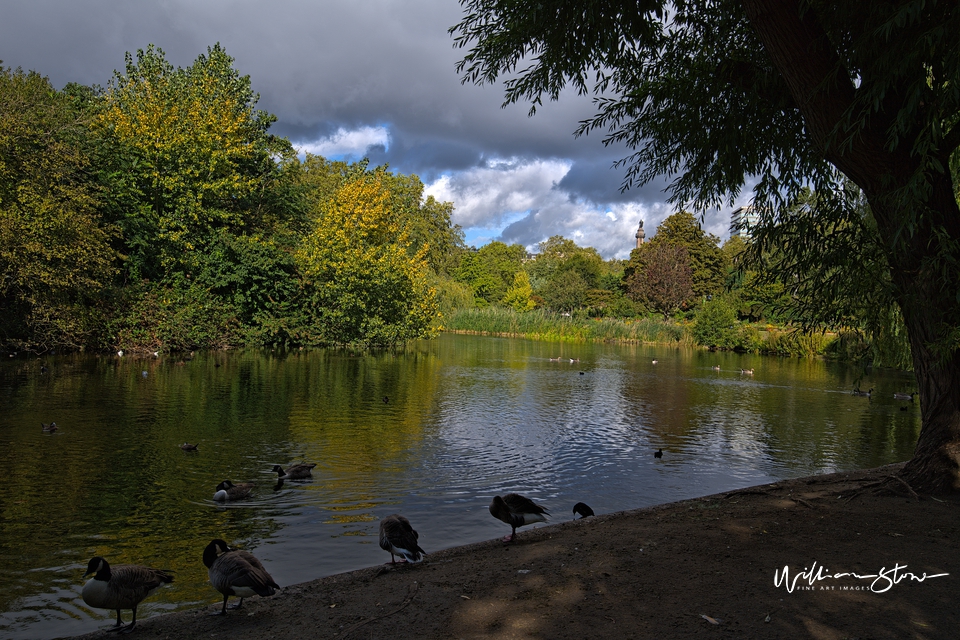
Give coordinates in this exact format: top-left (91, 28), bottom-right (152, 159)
top-left (271, 463), bottom-right (316, 480)
top-left (489, 493), bottom-right (549, 542)
top-left (572, 502), bottom-right (594, 519)
top-left (203, 539), bottom-right (278, 615)
top-left (379, 514), bottom-right (427, 563)
top-left (81, 556), bottom-right (173, 633)
top-left (213, 480), bottom-right (253, 501)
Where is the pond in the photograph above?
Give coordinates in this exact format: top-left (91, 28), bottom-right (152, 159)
top-left (0, 333), bottom-right (920, 638)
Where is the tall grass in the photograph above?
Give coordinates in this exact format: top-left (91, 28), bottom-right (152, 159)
top-left (445, 308), bottom-right (689, 344)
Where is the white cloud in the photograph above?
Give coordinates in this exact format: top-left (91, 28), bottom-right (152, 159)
top-left (425, 158), bottom-right (678, 259)
top-left (297, 125), bottom-right (391, 159)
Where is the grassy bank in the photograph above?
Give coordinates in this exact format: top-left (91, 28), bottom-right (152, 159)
top-left (444, 307), bottom-right (883, 363)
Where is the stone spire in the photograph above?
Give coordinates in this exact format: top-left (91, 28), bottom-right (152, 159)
top-left (635, 219), bottom-right (646, 247)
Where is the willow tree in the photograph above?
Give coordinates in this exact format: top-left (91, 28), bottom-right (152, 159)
top-left (452, 0), bottom-right (960, 492)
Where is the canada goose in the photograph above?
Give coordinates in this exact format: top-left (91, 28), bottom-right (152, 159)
top-left (41, 422), bottom-right (58, 433)
top-left (853, 387), bottom-right (873, 398)
top-left (81, 556), bottom-right (173, 633)
top-left (740, 368), bottom-right (754, 375)
top-left (379, 514), bottom-right (427, 563)
top-left (654, 448), bottom-right (663, 459)
top-left (179, 443), bottom-right (199, 451)
top-left (203, 539), bottom-right (278, 615)
top-left (651, 359), bottom-right (658, 364)
top-left (893, 392), bottom-right (915, 401)
top-left (271, 463), bottom-right (316, 480)
top-left (572, 502), bottom-right (594, 519)
top-left (213, 480), bottom-right (253, 501)
top-left (569, 358), bottom-right (580, 363)
top-left (489, 493), bottom-right (548, 542)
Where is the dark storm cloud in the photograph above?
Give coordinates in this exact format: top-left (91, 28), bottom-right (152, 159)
top-left (0, 0), bottom-right (739, 256)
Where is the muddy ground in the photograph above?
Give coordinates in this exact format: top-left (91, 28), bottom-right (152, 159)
top-left (71, 463), bottom-right (959, 640)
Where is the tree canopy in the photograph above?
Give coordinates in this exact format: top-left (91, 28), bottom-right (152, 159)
top-left (452, 0), bottom-right (960, 493)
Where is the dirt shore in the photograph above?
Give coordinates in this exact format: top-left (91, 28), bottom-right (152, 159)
top-left (71, 463), bottom-right (958, 640)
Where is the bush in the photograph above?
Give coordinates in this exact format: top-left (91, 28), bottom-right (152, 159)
top-left (692, 297), bottom-right (739, 348)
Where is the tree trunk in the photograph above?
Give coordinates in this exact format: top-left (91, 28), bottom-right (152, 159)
top-left (742, 0), bottom-right (960, 493)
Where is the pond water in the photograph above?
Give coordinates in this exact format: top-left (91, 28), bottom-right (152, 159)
top-left (0, 334), bottom-right (920, 638)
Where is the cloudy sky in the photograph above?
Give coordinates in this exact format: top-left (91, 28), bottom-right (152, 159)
top-left (1, 0), bottom-right (746, 258)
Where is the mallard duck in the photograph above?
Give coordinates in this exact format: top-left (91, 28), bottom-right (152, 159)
top-left (379, 514), bottom-right (427, 563)
top-left (213, 480), bottom-right (253, 501)
top-left (271, 463), bottom-right (316, 480)
top-left (489, 493), bottom-right (548, 542)
top-left (41, 422), bottom-right (58, 433)
top-left (893, 392), bottom-right (915, 401)
top-left (654, 448), bottom-right (663, 459)
top-left (203, 539), bottom-right (278, 615)
top-left (81, 556), bottom-right (173, 633)
top-left (179, 443), bottom-right (199, 451)
top-left (572, 502), bottom-right (594, 519)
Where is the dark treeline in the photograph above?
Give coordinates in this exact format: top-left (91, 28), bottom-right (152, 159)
top-left (1, 45), bottom-right (466, 352)
top-left (1, 44), bottom-right (909, 363)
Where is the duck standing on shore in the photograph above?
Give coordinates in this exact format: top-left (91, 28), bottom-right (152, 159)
top-left (81, 556), bottom-right (173, 633)
top-left (489, 493), bottom-right (549, 542)
top-left (379, 514), bottom-right (427, 564)
top-left (572, 502), bottom-right (594, 519)
top-left (203, 539), bottom-right (278, 615)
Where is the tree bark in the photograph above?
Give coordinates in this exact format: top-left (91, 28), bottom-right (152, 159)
top-left (742, 0), bottom-right (960, 492)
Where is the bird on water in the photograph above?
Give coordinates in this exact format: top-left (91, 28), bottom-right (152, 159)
top-left (654, 448), bottom-right (663, 459)
top-left (272, 463), bottom-right (316, 480)
top-left (213, 480), bottom-right (254, 501)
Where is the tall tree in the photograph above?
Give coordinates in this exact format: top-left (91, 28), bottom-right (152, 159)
top-left (94, 44), bottom-right (284, 277)
top-left (452, 0), bottom-right (960, 493)
top-left (0, 66), bottom-right (117, 350)
top-left (626, 243), bottom-right (694, 319)
top-left (296, 170), bottom-right (438, 346)
top-left (647, 211), bottom-right (727, 299)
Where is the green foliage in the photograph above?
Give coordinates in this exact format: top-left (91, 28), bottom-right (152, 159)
top-left (692, 297), bottom-right (738, 349)
top-left (625, 242), bottom-right (693, 318)
top-left (502, 270), bottom-right (536, 312)
top-left (94, 44), bottom-right (284, 277)
top-left (111, 280), bottom-right (240, 353)
top-left (453, 241), bottom-right (526, 305)
top-left (0, 66), bottom-right (118, 350)
top-left (447, 307), bottom-right (686, 344)
top-left (296, 170), bottom-right (438, 346)
top-left (647, 211), bottom-right (727, 298)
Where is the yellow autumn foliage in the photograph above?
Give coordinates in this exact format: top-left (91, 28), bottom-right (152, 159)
top-left (296, 171), bottom-right (439, 345)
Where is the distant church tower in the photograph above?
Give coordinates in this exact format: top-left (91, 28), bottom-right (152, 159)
top-left (635, 220), bottom-right (646, 247)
